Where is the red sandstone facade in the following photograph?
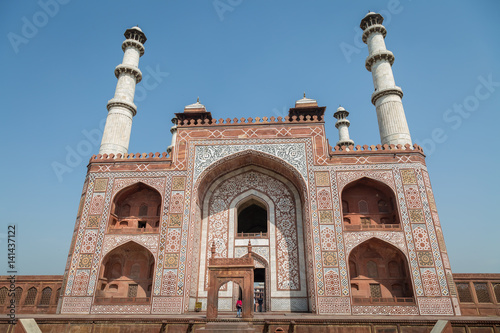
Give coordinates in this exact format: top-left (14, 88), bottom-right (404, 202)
top-left (2, 13), bottom-right (498, 333)
top-left (42, 100), bottom-right (462, 316)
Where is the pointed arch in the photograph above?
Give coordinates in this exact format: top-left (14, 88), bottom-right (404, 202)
top-left (342, 177), bottom-right (400, 230)
top-left (192, 150), bottom-right (315, 309)
top-left (236, 195), bottom-right (269, 235)
top-left (348, 238), bottom-right (414, 304)
top-left (14, 287), bottom-right (23, 304)
top-left (108, 182), bottom-right (162, 232)
top-left (195, 149), bottom-right (308, 205)
top-left (96, 241), bottom-right (155, 304)
top-left (39, 287), bottom-right (52, 305)
top-left (0, 287), bottom-right (7, 305)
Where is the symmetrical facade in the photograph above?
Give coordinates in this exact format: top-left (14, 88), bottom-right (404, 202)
top-left (57, 13), bottom-right (462, 316)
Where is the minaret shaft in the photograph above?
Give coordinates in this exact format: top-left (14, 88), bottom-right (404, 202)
top-left (99, 27), bottom-right (146, 155)
top-left (361, 13), bottom-right (411, 146)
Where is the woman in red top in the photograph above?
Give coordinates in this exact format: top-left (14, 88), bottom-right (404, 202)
top-left (236, 299), bottom-right (242, 317)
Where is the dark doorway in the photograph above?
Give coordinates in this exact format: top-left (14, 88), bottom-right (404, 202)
top-left (254, 268), bottom-right (265, 312)
top-left (238, 204), bottom-right (267, 234)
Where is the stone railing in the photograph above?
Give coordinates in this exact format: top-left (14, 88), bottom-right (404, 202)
top-left (352, 297), bottom-right (415, 305)
top-left (236, 232), bottom-right (268, 238)
top-left (178, 115), bottom-right (324, 127)
top-left (344, 224), bottom-right (401, 231)
top-left (107, 227), bottom-right (159, 234)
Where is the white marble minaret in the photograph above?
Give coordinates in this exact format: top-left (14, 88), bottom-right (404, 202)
top-left (99, 26), bottom-right (147, 155)
top-left (333, 106), bottom-right (354, 147)
top-left (360, 12), bottom-right (412, 146)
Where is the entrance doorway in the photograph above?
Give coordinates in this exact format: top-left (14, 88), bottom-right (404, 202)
top-left (254, 268), bottom-right (265, 312)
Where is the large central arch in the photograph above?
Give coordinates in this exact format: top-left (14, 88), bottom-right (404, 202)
top-left (189, 150), bottom-right (312, 312)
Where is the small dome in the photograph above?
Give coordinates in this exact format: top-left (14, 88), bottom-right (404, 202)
top-left (364, 11), bottom-right (377, 18)
top-left (295, 93), bottom-right (318, 108)
top-left (337, 106), bottom-right (346, 112)
top-left (184, 97), bottom-right (206, 112)
top-left (130, 26), bottom-right (143, 32)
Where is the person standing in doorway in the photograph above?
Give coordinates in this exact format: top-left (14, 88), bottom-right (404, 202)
top-left (236, 299), bottom-right (242, 318)
top-left (257, 296), bottom-right (263, 312)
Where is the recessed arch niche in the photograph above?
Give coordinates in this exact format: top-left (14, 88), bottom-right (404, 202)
top-left (348, 238), bottom-right (413, 304)
top-left (190, 150), bottom-right (312, 312)
top-left (96, 241), bottom-right (155, 303)
top-left (341, 177), bottom-right (400, 230)
top-left (108, 183), bottom-right (161, 232)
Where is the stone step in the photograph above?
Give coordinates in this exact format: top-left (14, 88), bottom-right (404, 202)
top-left (196, 322), bottom-right (255, 333)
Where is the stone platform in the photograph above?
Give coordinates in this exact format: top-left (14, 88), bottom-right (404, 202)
top-left (1, 313), bottom-right (499, 333)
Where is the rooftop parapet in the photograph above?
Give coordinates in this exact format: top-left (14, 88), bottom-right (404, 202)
top-left (177, 114), bottom-right (324, 127)
top-left (329, 143), bottom-right (424, 155)
top-left (89, 152), bottom-right (172, 163)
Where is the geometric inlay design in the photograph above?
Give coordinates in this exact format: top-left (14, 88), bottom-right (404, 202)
top-left (169, 214), bottom-right (182, 227)
top-left (421, 268), bottom-right (441, 296)
top-left (417, 251), bottom-right (434, 266)
top-left (319, 210), bottom-right (334, 224)
top-left (172, 177), bottom-right (186, 191)
top-left (165, 228), bottom-right (181, 253)
top-left (344, 232), bottom-right (407, 256)
top-left (317, 188), bottom-right (333, 210)
top-left (89, 193), bottom-right (105, 215)
top-left (418, 297), bottom-right (454, 315)
top-left (161, 269), bottom-right (177, 296)
top-left (315, 172), bottom-right (330, 187)
top-left (400, 169), bottom-right (417, 185)
top-left (101, 235), bottom-right (159, 256)
top-left (352, 305), bottom-right (419, 315)
top-left (94, 178), bottom-right (108, 192)
top-left (413, 226), bottom-right (431, 251)
top-left (164, 253), bottom-right (179, 268)
top-left (427, 189), bottom-right (437, 211)
top-left (91, 305), bottom-right (152, 314)
top-left (87, 215), bottom-right (100, 228)
top-left (404, 185), bottom-right (422, 209)
top-left (322, 252), bottom-right (338, 267)
top-left (317, 297), bottom-right (350, 314)
top-left (78, 254), bottom-right (93, 268)
top-left (60, 296), bottom-right (92, 314)
top-left (151, 296), bottom-right (183, 314)
top-left (71, 270), bottom-right (90, 296)
top-left (324, 268), bottom-right (341, 296)
top-left (193, 143), bottom-right (307, 183)
top-left (320, 226), bottom-right (336, 251)
top-left (80, 230), bottom-right (98, 253)
top-left (170, 193), bottom-right (184, 214)
top-left (408, 209), bottom-right (425, 224)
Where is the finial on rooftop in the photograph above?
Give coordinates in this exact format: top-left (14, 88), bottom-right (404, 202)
top-left (303, 92), bottom-right (306, 98)
top-left (197, 96), bottom-right (200, 103)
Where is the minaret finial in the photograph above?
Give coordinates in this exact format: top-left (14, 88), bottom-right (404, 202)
top-left (197, 96), bottom-right (200, 103)
top-left (303, 91), bottom-right (306, 98)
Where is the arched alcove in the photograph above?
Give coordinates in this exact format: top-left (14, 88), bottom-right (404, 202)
top-left (342, 177), bottom-right (400, 231)
top-left (108, 183), bottom-right (161, 233)
top-left (191, 150), bottom-right (313, 313)
top-left (236, 196), bottom-right (268, 237)
top-left (96, 241), bottom-right (154, 304)
top-left (349, 238), bottom-right (413, 304)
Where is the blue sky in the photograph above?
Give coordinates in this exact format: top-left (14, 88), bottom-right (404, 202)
top-left (0, 1), bottom-right (499, 275)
